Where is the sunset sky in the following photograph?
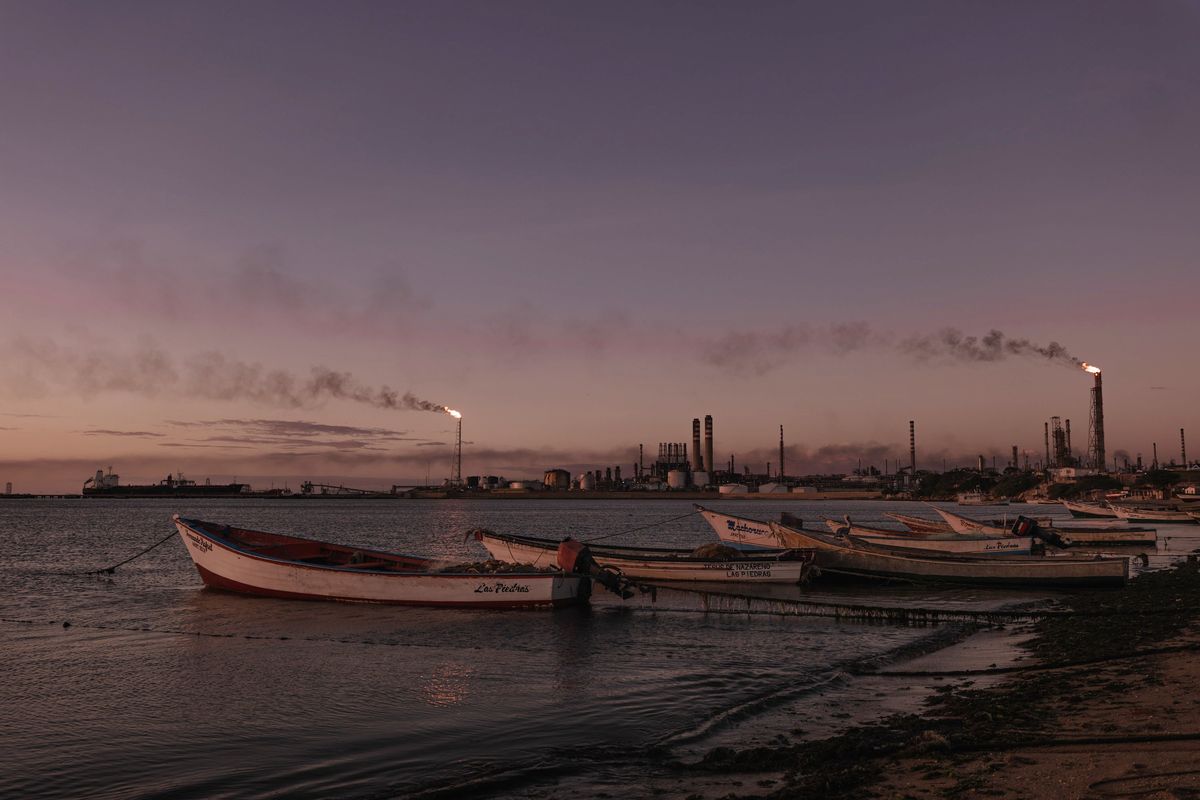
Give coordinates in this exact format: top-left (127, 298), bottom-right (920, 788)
top-left (2, 1), bottom-right (1198, 492)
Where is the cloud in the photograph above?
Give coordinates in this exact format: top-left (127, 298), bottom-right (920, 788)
top-left (82, 429), bottom-right (166, 438)
top-left (4, 338), bottom-right (454, 413)
top-left (53, 239), bottom-right (428, 339)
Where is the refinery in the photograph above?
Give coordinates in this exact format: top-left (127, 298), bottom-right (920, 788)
top-left (14, 362), bottom-right (1195, 505)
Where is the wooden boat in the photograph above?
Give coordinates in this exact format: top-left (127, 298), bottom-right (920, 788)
top-left (934, 507), bottom-right (1158, 547)
top-left (957, 491), bottom-right (1009, 506)
top-left (821, 518), bottom-right (1033, 555)
top-left (173, 515), bottom-right (591, 607)
top-left (1110, 506), bottom-right (1198, 524)
top-left (695, 505), bottom-right (778, 550)
top-left (769, 522), bottom-right (1128, 588)
top-left (883, 511), bottom-right (953, 533)
top-left (474, 529), bottom-right (815, 584)
top-left (1062, 500), bottom-right (1118, 519)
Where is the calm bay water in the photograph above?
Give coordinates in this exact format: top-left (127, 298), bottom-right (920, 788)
top-left (1, 498), bottom-right (1187, 798)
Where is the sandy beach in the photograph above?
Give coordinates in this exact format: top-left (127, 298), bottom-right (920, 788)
top-left (679, 560), bottom-right (1200, 800)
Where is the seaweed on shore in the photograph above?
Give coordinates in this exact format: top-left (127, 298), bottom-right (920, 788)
top-left (692, 560), bottom-right (1200, 799)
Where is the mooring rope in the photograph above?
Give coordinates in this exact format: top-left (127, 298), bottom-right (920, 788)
top-left (582, 510), bottom-right (700, 544)
top-left (68, 529), bottom-right (179, 575)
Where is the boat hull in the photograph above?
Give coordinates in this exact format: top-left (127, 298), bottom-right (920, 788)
top-left (1062, 500), bottom-right (1118, 519)
top-left (770, 523), bottom-right (1128, 588)
top-left (174, 517), bottom-right (588, 607)
top-left (1110, 507), bottom-right (1198, 524)
top-left (478, 531), bottom-right (813, 584)
top-left (696, 506), bottom-right (781, 549)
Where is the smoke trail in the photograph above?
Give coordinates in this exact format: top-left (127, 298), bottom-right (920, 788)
top-left (10, 338), bottom-right (451, 413)
top-left (898, 328), bottom-right (1078, 366)
top-left (701, 325), bottom-right (1081, 373)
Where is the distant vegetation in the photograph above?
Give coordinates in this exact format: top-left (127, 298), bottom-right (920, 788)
top-left (1047, 474), bottom-right (1124, 500)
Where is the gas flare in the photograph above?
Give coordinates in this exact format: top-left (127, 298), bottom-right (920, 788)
top-left (445, 408), bottom-right (462, 419)
top-left (1081, 363), bottom-right (1101, 374)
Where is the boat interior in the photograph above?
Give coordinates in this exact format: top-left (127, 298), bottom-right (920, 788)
top-left (189, 520), bottom-right (430, 571)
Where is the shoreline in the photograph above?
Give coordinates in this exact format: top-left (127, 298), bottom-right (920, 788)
top-left (684, 559), bottom-right (1200, 798)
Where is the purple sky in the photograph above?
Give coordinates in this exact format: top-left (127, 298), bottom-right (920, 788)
top-left (2, 1), bottom-right (1198, 491)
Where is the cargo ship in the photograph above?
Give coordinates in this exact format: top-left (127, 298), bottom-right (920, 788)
top-left (82, 467), bottom-right (248, 497)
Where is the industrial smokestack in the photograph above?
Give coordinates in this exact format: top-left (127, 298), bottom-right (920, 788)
top-left (909, 420), bottom-right (916, 473)
top-left (692, 418), bottom-right (703, 471)
top-left (1044, 422), bottom-right (1050, 468)
top-left (1088, 370), bottom-right (1106, 471)
top-left (704, 415), bottom-right (714, 480)
top-left (1065, 419), bottom-right (1072, 463)
top-left (1182, 428), bottom-right (1187, 468)
top-left (1012, 445), bottom-right (1019, 470)
top-left (779, 425), bottom-right (785, 480)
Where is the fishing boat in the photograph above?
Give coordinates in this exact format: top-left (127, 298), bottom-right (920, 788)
top-left (474, 529), bottom-right (815, 584)
top-left (933, 507), bottom-right (1158, 547)
top-left (1110, 506), bottom-right (1198, 525)
top-left (769, 522), bottom-right (1129, 588)
top-left (820, 518), bottom-right (1033, 555)
top-left (173, 515), bottom-right (591, 607)
top-left (882, 511), bottom-right (953, 533)
top-left (956, 491), bottom-right (1008, 506)
top-left (695, 505), bottom-right (778, 550)
top-left (1062, 500), bottom-right (1118, 519)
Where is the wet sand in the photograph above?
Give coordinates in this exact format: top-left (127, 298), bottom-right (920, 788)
top-left (672, 560), bottom-right (1200, 800)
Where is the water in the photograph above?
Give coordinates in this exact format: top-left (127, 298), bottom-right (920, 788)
top-left (2, 498), bottom-right (1192, 798)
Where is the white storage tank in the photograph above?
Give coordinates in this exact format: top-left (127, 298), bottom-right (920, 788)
top-left (719, 483), bottom-right (749, 495)
top-left (692, 471), bottom-right (710, 487)
top-left (578, 472), bottom-right (596, 491)
top-left (792, 486), bottom-right (818, 495)
top-left (666, 470), bottom-right (688, 490)
top-left (758, 482), bottom-right (788, 494)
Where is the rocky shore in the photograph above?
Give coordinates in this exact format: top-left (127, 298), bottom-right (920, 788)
top-left (691, 559), bottom-right (1200, 799)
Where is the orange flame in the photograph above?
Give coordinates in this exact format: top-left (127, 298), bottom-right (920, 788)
top-left (1081, 363), bottom-right (1101, 374)
top-left (445, 407), bottom-right (462, 419)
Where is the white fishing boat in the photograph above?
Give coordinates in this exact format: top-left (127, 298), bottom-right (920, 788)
top-left (770, 522), bottom-right (1129, 588)
top-left (934, 507), bottom-right (1158, 547)
top-left (474, 530), bottom-right (815, 584)
top-left (882, 511), bottom-right (953, 533)
top-left (173, 515), bottom-right (591, 608)
top-left (820, 518), bottom-right (1033, 555)
top-left (1111, 506), bottom-right (1198, 525)
top-left (1062, 500), bottom-right (1118, 519)
top-left (695, 505), bottom-right (778, 550)
top-left (956, 491), bottom-right (1009, 506)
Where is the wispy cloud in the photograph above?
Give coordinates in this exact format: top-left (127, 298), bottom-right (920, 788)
top-left (5, 338), bottom-right (454, 413)
top-left (82, 429), bottom-right (166, 438)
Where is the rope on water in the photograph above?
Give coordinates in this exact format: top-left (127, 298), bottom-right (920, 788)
top-left (69, 529), bottom-right (178, 575)
top-left (582, 510), bottom-right (700, 544)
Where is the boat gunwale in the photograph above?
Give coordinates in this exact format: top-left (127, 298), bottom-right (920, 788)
top-left (175, 516), bottom-right (571, 580)
top-left (478, 530), bottom-right (813, 564)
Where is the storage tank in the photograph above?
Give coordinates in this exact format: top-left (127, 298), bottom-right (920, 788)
top-left (758, 482), bottom-right (788, 494)
top-left (578, 472), bottom-right (596, 491)
top-left (692, 471), bottom-right (710, 487)
top-left (719, 483), bottom-right (749, 495)
top-left (666, 470), bottom-right (688, 490)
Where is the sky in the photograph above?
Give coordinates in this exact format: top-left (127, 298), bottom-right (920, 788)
top-left (1, 1), bottom-right (1198, 492)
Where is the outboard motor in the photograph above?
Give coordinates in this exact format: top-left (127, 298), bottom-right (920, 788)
top-left (1013, 515), bottom-right (1065, 549)
top-left (556, 537), bottom-right (637, 599)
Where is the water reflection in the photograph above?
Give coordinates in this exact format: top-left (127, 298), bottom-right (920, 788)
top-left (419, 662), bottom-right (475, 708)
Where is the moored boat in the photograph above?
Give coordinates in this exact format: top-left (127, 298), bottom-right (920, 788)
top-left (770, 522), bottom-right (1129, 588)
top-left (695, 505), bottom-right (778, 550)
top-left (173, 515), bottom-right (591, 607)
top-left (934, 507), bottom-right (1158, 547)
top-left (1110, 506), bottom-right (1198, 525)
top-left (1062, 500), bottom-right (1118, 519)
top-left (883, 511), bottom-right (954, 533)
top-left (474, 529), bottom-right (815, 584)
top-left (956, 491), bottom-right (1009, 506)
top-left (820, 518), bottom-right (1033, 555)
